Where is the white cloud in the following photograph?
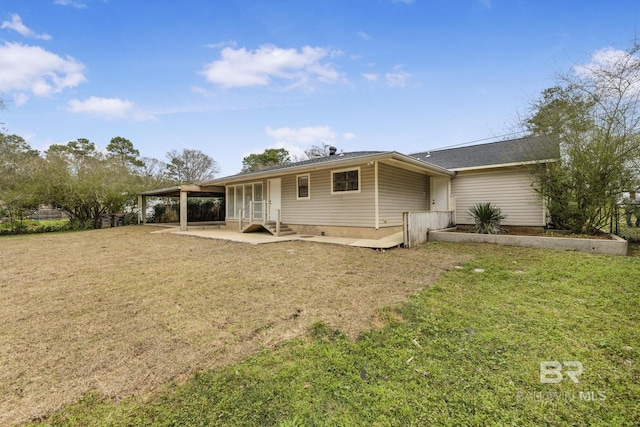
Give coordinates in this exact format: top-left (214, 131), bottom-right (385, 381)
top-left (574, 47), bottom-right (640, 95)
top-left (342, 132), bottom-right (356, 140)
top-left (67, 96), bottom-right (155, 121)
top-left (478, 0), bottom-right (492, 8)
top-left (200, 44), bottom-right (344, 89)
top-left (12, 93), bottom-right (29, 106)
top-left (362, 72), bottom-right (378, 81)
top-left (392, 0), bottom-right (414, 4)
top-left (386, 70), bottom-right (411, 87)
top-left (0, 42), bottom-right (86, 100)
top-left (1, 14), bottom-right (52, 40)
top-left (264, 125), bottom-right (339, 158)
top-left (266, 125), bottom-right (337, 145)
top-left (54, 0), bottom-right (87, 9)
top-left (357, 31), bottom-right (371, 41)
top-left (575, 47), bottom-right (640, 77)
top-left (190, 86), bottom-right (216, 98)
top-left (206, 40), bottom-right (237, 49)
top-left (68, 96), bottom-right (133, 118)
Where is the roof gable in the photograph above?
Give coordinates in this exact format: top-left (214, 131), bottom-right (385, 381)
top-left (411, 135), bottom-right (560, 170)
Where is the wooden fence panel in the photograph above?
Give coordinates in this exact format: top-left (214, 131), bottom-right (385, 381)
top-left (403, 211), bottom-right (455, 248)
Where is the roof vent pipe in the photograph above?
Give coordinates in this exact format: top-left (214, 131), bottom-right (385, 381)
top-left (329, 146), bottom-right (337, 156)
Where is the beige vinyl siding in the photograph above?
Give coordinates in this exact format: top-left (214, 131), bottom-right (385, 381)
top-left (377, 163), bottom-right (430, 226)
top-left (224, 161), bottom-right (436, 228)
top-left (281, 163), bottom-right (376, 227)
top-left (452, 167), bottom-right (544, 226)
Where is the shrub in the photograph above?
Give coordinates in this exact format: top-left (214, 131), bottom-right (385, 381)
top-left (469, 202), bottom-right (507, 234)
top-left (0, 219), bottom-right (72, 236)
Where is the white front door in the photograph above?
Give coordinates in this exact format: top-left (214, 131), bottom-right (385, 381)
top-left (268, 178), bottom-right (281, 220)
top-left (430, 176), bottom-right (450, 211)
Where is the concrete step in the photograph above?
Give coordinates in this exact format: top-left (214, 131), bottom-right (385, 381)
top-left (242, 221), bottom-right (296, 236)
top-left (264, 222), bottom-right (296, 236)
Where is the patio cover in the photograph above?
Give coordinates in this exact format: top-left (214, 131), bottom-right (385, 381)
top-left (139, 184), bottom-right (225, 231)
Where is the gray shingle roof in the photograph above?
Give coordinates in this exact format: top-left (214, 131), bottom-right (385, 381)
top-left (226, 151), bottom-right (385, 178)
top-left (411, 135), bottom-right (560, 170)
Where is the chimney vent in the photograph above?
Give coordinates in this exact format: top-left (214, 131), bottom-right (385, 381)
top-left (329, 146), bottom-right (337, 156)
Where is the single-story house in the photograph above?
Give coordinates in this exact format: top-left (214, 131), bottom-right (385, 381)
top-left (412, 135), bottom-right (559, 227)
top-left (139, 135), bottom-right (559, 237)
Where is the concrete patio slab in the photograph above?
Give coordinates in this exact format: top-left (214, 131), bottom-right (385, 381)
top-left (297, 232), bottom-right (404, 249)
top-left (149, 225), bottom-right (404, 249)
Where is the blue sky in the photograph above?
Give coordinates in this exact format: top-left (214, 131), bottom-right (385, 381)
top-left (1, 0), bottom-right (638, 176)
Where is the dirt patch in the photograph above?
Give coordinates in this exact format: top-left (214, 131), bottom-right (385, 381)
top-left (0, 227), bottom-right (466, 426)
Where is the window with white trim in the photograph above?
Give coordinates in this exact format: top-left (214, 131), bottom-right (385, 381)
top-left (297, 174), bottom-right (310, 199)
top-left (331, 167), bottom-right (360, 193)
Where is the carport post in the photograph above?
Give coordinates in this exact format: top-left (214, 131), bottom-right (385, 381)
top-left (138, 195), bottom-right (147, 224)
top-left (180, 190), bottom-right (188, 231)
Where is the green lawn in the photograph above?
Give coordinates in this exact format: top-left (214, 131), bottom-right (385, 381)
top-left (33, 243), bottom-right (640, 427)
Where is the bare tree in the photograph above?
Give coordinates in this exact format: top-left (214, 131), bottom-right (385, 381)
top-left (526, 42), bottom-right (640, 233)
top-left (0, 97), bottom-right (5, 125)
top-left (304, 142), bottom-right (333, 159)
top-left (165, 148), bottom-right (220, 184)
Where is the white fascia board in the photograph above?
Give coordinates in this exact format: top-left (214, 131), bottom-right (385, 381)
top-left (450, 158), bottom-right (558, 172)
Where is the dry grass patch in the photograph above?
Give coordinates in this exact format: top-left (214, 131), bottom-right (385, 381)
top-left (0, 226), bottom-right (465, 426)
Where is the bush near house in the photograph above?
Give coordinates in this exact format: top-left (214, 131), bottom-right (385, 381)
top-left (469, 202), bottom-right (507, 234)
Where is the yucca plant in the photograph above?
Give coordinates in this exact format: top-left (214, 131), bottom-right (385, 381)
top-left (469, 202), bottom-right (507, 234)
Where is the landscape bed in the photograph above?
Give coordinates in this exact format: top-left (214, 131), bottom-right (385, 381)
top-left (428, 227), bottom-right (628, 256)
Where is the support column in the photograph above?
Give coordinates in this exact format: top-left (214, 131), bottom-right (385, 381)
top-left (180, 190), bottom-right (188, 231)
top-left (138, 195), bottom-right (147, 224)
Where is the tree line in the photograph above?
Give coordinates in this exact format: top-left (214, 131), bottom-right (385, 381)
top-left (0, 128), bottom-right (330, 232)
top-left (0, 135), bottom-right (220, 230)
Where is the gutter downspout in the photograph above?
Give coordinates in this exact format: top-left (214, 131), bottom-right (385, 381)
top-left (374, 161), bottom-right (379, 229)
